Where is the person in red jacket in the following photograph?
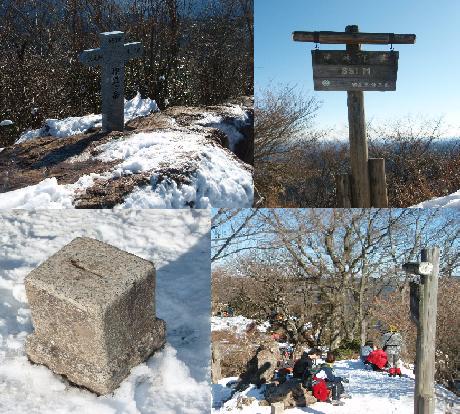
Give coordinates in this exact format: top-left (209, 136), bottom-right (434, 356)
top-left (366, 346), bottom-right (388, 371)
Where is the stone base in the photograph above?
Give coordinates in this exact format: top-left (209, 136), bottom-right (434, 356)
top-left (265, 379), bottom-right (317, 408)
top-left (26, 318), bottom-right (166, 395)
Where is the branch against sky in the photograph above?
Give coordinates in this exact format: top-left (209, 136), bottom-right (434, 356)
top-left (211, 208), bottom-right (263, 262)
top-left (212, 208), bottom-right (459, 347)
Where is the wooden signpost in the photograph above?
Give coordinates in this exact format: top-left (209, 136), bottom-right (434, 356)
top-left (293, 25), bottom-right (416, 207)
top-left (403, 248), bottom-right (440, 414)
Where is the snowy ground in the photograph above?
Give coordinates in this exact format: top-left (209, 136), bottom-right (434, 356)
top-left (211, 316), bottom-right (269, 335)
top-left (412, 189), bottom-right (460, 210)
top-left (16, 93), bottom-right (159, 143)
top-left (0, 95), bottom-right (253, 209)
top-left (0, 210), bottom-right (211, 414)
top-left (213, 360), bottom-right (460, 414)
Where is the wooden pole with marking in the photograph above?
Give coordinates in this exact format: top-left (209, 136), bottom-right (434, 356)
top-left (335, 173), bottom-right (352, 207)
top-left (293, 25), bottom-right (415, 207)
top-left (345, 25), bottom-right (371, 207)
top-left (414, 247), bottom-right (439, 414)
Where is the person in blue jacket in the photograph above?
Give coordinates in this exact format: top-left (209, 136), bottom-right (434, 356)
top-left (315, 352), bottom-right (349, 406)
top-left (360, 340), bottom-right (373, 364)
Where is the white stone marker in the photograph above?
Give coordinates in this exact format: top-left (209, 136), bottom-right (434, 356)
top-left (80, 31), bottom-right (143, 132)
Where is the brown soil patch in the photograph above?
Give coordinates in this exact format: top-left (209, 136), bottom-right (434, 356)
top-left (75, 173), bottom-right (151, 209)
top-left (125, 112), bottom-right (173, 130)
top-left (0, 130), bottom-right (121, 192)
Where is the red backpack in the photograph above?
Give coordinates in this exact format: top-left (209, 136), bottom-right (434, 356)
top-left (312, 376), bottom-right (330, 402)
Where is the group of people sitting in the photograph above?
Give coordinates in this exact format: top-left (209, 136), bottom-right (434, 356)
top-left (276, 330), bottom-right (403, 406)
top-left (292, 348), bottom-right (349, 406)
top-left (360, 339), bottom-right (402, 377)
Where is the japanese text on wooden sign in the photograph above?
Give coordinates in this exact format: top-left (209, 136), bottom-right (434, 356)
top-left (312, 50), bottom-right (399, 91)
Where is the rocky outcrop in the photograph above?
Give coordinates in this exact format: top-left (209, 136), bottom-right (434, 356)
top-left (211, 330), bottom-right (280, 387)
top-left (0, 100), bottom-right (253, 207)
top-left (265, 379), bottom-right (317, 408)
top-left (239, 339), bottom-right (279, 387)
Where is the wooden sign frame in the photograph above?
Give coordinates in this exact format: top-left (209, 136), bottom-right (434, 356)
top-left (312, 50), bottom-right (399, 91)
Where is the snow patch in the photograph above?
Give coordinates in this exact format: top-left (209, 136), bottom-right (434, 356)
top-left (0, 120), bottom-right (14, 126)
top-left (0, 175), bottom-right (101, 210)
top-left (96, 131), bottom-right (253, 208)
top-left (211, 316), bottom-right (268, 335)
top-left (0, 210), bottom-right (211, 413)
top-left (194, 106), bottom-right (249, 152)
top-left (0, 178), bottom-right (74, 209)
top-left (412, 189), bottom-right (460, 210)
top-left (16, 93), bottom-right (158, 143)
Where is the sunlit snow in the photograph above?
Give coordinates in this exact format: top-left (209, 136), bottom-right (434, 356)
top-left (0, 210), bottom-right (211, 414)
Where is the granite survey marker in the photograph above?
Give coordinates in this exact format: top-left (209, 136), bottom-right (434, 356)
top-left (80, 31), bottom-right (143, 132)
top-left (25, 237), bottom-right (166, 394)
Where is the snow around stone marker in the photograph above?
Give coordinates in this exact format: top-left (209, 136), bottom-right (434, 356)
top-left (79, 31), bottom-right (143, 132)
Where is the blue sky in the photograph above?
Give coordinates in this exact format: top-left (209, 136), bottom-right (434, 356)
top-left (255, 0), bottom-right (460, 137)
top-left (212, 208), bottom-right (459, 275)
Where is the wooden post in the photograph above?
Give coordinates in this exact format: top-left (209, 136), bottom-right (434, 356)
top-left (335, 173), bottom-right (352, 207)
top-left (368, 158), bottom-right (388, 207)
top-left (294, 25), bottom-right (416, 207)
top-left (346, 25), bottom-right (371, 208)
top-left (414, 247), bottom-right (440, 414)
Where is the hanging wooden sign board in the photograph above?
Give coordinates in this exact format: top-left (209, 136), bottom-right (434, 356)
top-left (293, 25), bottom-right (415, 207)
top-left (312, 50), bottom-right (399, 91)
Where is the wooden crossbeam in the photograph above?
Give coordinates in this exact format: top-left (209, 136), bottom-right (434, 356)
top-left (293, 31), bottom-right (416, 45)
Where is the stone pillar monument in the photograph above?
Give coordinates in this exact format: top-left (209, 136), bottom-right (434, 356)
top-left (25, 237), bottom-right (166, 395)
top-left (80, 31), bottom-right (143, 132)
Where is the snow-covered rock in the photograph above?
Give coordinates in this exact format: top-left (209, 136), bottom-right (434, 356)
top-left (0, 209), bottom-right (211, 413)
top-left (0, 98), bottom-right (253, 209)
top-left (0, 120), bottom-right (14, 126)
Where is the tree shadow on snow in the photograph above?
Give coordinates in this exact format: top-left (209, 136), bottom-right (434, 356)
top-left (336, 360), bottom-right (415, 400)
top-left (31, 131), bottom-right (109, 169)
top-left (153, 227), bottom-right (210, 384)
top-left (0, 287), bottom-right (33, 354)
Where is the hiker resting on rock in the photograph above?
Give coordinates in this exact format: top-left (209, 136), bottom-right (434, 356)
top-left (366, 345), bottom-right (388, 371)
top-left (381, 326), bottom-right (403, 378)
top-left (314, 351), bottom-right (349, 406)
top-left (292, 348), bottom-right (321, 384)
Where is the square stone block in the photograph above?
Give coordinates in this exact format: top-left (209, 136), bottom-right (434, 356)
top-left (25, 237), bottom-right (166, 394)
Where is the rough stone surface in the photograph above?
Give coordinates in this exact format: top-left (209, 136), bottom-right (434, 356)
top-left (271, 401), bottom-right (285, 414)
top-left (25, 237), bottom-right (166, 395)
top-left (80, 31), bottom-right (143, 132)
top-left (265, 380), bottom-right (317, 408)
top-left (239, 339), bottom-right (279, 387)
